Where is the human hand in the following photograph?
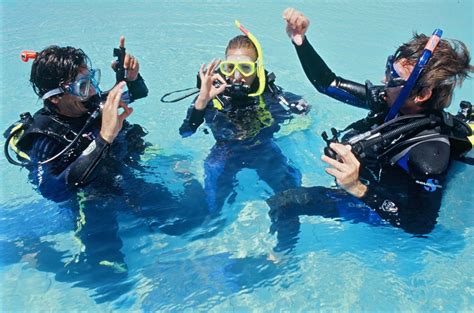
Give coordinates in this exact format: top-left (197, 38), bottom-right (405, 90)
top-left (111, 36), bottom-right (140, 81)
top-left (321, 143), bottom-right (367, 198)
top-left (100, 81), bottom-right (134, 143)
top-left (194, 59), bottom-right (227, 111)
top-left (283, 8), bottom-right (310, 46)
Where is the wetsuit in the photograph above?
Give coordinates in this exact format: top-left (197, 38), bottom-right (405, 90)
top-left (9, 75), bottom-right (207, 302)
top-left (15, 75), bottom-right (149, 202)
top-left (179, 85), bottom-right (309, 213)
top-left (268, 38), bottom-right (452, 251)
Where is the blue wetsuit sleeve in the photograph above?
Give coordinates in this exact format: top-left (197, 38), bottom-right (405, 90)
top-left (360, 141), bottom-right (450, 234)
top-left (126, 73), bottom-right (149, 101)
top-left (179, 103), bottom-right (207, 137)
top-left (294, 37), bottom-right (368, 109)
top-left (29, 135), bottom-right (110, 202)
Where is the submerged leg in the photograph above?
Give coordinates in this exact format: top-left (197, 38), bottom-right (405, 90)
top-left (267, 186), bottom-right (340, 253)
top-left (255, 142), bottom-right (302, 192)
top-left (204, 144), bottom-right (240, 214)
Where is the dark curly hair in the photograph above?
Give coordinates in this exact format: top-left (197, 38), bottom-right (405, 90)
top-left (394, 33), bottom-right (473, 111)
top-left (30, 45), bottom-right (90, 98)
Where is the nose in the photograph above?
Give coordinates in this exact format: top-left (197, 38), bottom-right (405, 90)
top-left (89, 85), bottom-right (98, 97)
top-left (232, 70), bottom-right (243, 82)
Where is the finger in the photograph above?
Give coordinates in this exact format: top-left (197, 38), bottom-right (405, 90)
top-left (108, 81), bottom-right (126, 108)
top-left (130, 57), bottom-right (137, 71)
top-left (119, 101), bottom-right (133, 115)
top-left (202, 63), bottom-right (210, 76)
top-left (206, 59), bottom-right (217, 75)
top-left (212, 73), bottom-right (226, 85)
top-left (207, 60), bottom-right (215, 74)
top-left (111, 60), bottom-right (117, 71)
top-left (118, 109), bottom-right (133, 125)
top-left (289, 11), bottom-right (300, 26)
top-left (118, 103), bottom-right (133, 120)
top-left (199, 63), bottom-right (205, 79)
top-left (216, 83), bottom-right (226, 94)
top-left (330, 143), bottom-right (359, 165)
top-left (325, 167), bottom-right (343, 179)
top-left (119, 36), bottom-right (125, 48)
top-left (302, 18), bottom-right (310, 30)
top-left (282, 8), bottom-right (294, 21)
top-left (321, 154), bottom-right (347, 172)
top-left (132, 58), bottom-right (139, 72)
top-left (295, 15), bottom-right (303, 32)
top-left (124, 54), bottom-right (131, 69)
top-left (208, 59), bottom-right (221, 74)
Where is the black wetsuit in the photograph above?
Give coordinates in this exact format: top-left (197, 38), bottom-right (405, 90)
top-left (15, 75), bottom-right (150, 202)
top-left (268, 38), bottom-right (452, 251)
top-left (179, 84), bottom-right (309, 213)
top-left (8, 76), bottom-right (207, 302)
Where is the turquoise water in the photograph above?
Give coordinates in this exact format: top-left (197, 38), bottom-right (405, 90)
top-left (1, 0), bottom-right (473, 311)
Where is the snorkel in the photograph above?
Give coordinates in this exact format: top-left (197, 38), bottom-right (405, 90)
top-left (113, 44), bottom-right (127, 83)
top-left (235, 20), bottom-right (266, 97)
top-left (384, 29), bottom-right (443, 122)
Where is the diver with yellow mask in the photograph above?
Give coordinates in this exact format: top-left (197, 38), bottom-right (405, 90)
top-left (178, 21), bottom-right (311, 213)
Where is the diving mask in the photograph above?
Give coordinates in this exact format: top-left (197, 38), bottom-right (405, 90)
top-left (385, 55), bottom-right (406, 88)
top-left (220, 60), bottom-right (257, 78)
top-left (42, 68), bottom-right (102, 101)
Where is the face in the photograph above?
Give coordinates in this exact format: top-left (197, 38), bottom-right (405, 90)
top-left (224, 47), bottom-right (258, 86)
top-left (383, 58), bottom-right (422, 114)
top-left (53, 66), bottom-right (99, 117)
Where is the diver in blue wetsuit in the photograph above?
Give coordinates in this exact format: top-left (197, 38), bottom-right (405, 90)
top-left (179, 21), bottom-right (310, 214)
top-left (4, 37), bottom-right (207, 302)
top-left (268, 9), bottom-right (473, 252)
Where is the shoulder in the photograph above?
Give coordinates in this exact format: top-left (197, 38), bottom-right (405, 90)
top-left (408, 138), bottom-right (450, 177)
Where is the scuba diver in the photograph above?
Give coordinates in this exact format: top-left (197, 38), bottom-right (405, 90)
top-left (3, 37), bottom-right (207, 302)
top-left (177, 21), bottom-right (311, 214)
top-left (5, 36), bottom-right (148, 200)
top-left (267, 8), bottom-right (473, 252)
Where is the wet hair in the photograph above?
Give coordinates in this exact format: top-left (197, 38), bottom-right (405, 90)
top-left (30, 45), bottom-right (90, 98)
top-left (394, 33), bottom-right (473, 111)
top-left (225, 35), bottom-right (258, 59)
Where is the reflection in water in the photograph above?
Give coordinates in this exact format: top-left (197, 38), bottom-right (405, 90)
top-left (0, 153), bottom-right (210, 304)
top-left (141, 252), bottom-right (298, 311)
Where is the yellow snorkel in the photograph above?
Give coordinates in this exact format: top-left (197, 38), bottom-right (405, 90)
top-left (235, 20), bottom-right (266, 97)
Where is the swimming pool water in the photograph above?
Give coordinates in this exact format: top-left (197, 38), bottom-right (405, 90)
top-left (1, 0), bottom-right (473, 311)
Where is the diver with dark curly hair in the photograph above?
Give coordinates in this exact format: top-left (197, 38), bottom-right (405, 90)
top-left (179, 21), bottom-right (311, 214)
top-left (267, 8), bottom-right (473, 252)
top-left (4, 37), bottom-right (207, 302)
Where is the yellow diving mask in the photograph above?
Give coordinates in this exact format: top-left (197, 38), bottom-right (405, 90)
top-left (219, 60), bottom-right (257, 78)
top-left (235, 20), bottom-right (266, 97)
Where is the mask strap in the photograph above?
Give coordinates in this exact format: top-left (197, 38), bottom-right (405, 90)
top-left (41, 87), bottom-right (64, 100)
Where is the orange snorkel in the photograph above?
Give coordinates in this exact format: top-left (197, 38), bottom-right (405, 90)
top-left (20, 50), bottom-right (37, 62)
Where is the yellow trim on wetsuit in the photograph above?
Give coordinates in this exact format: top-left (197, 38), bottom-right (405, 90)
top-left (212, 98), bottom-right (223, 111)
top-left (468, 123), bottom-right (474, 146)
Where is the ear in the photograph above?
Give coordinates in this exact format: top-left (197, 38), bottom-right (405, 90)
top-left (415, 88), bottom-right (432, 104)
top-left (49, 96), bottom-right (61, 105)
